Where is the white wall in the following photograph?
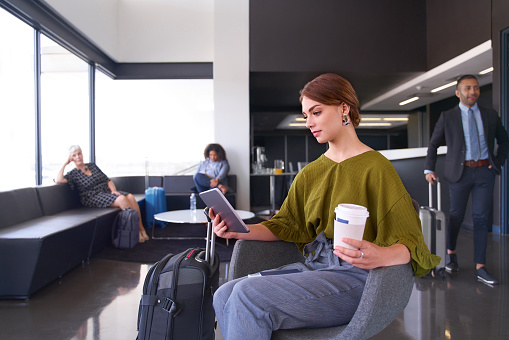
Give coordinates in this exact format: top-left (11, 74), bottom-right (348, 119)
top-left (118, 0), bottom-right (213, 62)
top-left (42, 0), bottom-right (119, 59)
top-left (42, 0), bottom-right (213, 62)
top-left (213, 0), bottom-right (250, 210)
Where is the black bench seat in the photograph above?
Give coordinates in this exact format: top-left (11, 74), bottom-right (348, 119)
top-left (0, 185), bottom-right (123, 299)
top-left (0, 174), bottom-right (236, 299)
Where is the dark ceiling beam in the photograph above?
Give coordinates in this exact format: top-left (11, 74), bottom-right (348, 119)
top-left (114, 62), bottom-right (212, 79)
top-left (249, 0), bottom-right (427, 73)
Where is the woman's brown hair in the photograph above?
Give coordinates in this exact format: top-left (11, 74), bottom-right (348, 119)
top-left (299, 73), bottom-right (361, 127)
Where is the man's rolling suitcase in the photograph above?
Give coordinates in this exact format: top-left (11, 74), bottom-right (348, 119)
top-left (419, 178), bottom-right (447, 277)
top-left (145, 187), bottom-right (167, 228)
top-left (137, 208), bottom-right (220, 340)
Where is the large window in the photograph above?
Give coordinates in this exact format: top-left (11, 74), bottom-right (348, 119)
top-left (0, 8), bottom-right (36, 191)
top-left (40, 34), bottom-right (90, 185)
top-left (0, 6), bottom-right (215, 190)
top-left (95, 71), bottom-right (214, 177)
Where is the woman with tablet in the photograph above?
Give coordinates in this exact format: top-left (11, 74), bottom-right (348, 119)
top-left (209, 73), bottom-right (440, 340)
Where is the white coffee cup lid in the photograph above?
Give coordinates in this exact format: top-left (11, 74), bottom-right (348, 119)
top-left (334, 203), bottom-right (369, 217)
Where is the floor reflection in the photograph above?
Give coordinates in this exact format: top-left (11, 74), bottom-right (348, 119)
top-left (373, 232), bottom-right (509, 340)
top-left (0, 231), bottom-right (507, 340)
top-left (0, 260), bottom-right (146, 340)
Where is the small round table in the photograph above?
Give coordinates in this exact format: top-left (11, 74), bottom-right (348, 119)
top-left (151, 209), bottom-right (255, 240)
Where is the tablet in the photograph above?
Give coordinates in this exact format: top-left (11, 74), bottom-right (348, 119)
top-left (199, 188), bottom-right (250, 233)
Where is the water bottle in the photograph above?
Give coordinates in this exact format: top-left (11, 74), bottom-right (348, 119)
top-left (190, 193), bottom-right (196, 211)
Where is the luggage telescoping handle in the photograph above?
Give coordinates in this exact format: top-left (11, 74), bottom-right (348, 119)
top-left (203, 207), bottom-right (216, 266)
top-left (428, 177), bottom-right (441, 211)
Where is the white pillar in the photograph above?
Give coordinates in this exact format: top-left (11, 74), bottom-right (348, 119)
top-left (213, 0), bottom-right (250, 210)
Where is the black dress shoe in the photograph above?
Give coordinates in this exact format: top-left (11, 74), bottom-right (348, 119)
top-left (476, 267), bottom-right (499, 285)
top-left (445, 253), bottom-right (459, 273)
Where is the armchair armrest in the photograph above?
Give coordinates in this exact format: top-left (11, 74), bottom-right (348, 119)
top-left (228, 240), bottom-right (305, 281)
top-left (340, 262), bottom-right (414, 339)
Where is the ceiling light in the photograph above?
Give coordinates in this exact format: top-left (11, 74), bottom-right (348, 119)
top-left (358, 122), bottom-right (392, 127)
top-left (383, 117), bottom-right (409, 121)
top-left (431, 81), bottom-right (457, 93)
top-left (295, 117), bottom-right (306, 121)
top-left (288, 123), bottom-right (307, 127)
top-left (399, 97), bottom-right (419, 106)
top-left (479, 67), bottom-right (493, 75)
top-left (361, 117), bottom-right (383, 121)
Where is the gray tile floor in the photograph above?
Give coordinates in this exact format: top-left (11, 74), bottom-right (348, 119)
top-left (0, 231), bottom-right (507, 339)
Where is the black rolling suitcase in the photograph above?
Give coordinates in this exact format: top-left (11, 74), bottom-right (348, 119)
top-left (419, 178), bottom-right (447, 278)
top-left (137, 208), bottom-right (220, 340)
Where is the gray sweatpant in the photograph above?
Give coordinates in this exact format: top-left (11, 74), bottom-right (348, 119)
top-left (213, 233), bottom-right (369, 340)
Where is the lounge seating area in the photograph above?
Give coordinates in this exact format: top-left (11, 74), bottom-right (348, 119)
top-left (0, 175), bottom-right (236, 299)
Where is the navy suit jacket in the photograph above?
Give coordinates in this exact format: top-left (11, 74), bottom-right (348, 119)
top-left (425, 105), bottom-right (509, 183)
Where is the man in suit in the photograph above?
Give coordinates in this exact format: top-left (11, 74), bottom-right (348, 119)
top-left (425, 74), bottom-right (509, 285)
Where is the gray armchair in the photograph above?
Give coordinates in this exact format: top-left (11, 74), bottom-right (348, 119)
top-left (227, 239), bottom-right (414, 340)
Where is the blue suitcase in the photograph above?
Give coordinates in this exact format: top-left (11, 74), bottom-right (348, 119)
top-left (145, 187), bottom-right (167, 228)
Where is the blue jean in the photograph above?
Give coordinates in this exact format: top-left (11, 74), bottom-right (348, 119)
top-left (213, 234), bottom-right (368, 340)
top-left (447, 165), bottom-right (496, 264)
top-left (193, 172), bottom-right (228, 193)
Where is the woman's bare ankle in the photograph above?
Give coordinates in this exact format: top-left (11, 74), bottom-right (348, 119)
top-left (218, 184), bottom-right (228, 194)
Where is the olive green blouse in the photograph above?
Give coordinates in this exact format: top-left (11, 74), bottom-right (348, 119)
top-left (262, 151), bottom-right (441, 277)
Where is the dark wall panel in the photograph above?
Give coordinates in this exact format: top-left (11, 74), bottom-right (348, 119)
top-left (491, 0), bottom-right (509, 111)
top-left (250, 0), bottom-right (427, 73)
top-left (426, 0), bottom-right (491, 69)
top-left (286, 135), bottom-right (306, 170)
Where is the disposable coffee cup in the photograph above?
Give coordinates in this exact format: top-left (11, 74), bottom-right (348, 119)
top-left (334, 204), bottom-right (369, 250)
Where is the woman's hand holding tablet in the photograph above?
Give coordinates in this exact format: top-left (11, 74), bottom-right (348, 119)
top-left (199, 188), bottom-right (250, 233)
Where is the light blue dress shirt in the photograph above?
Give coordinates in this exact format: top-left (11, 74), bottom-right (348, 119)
top-left (459, 102), bottom-right (489, 161)
top-left (424, 102), bottom-right (489, 174)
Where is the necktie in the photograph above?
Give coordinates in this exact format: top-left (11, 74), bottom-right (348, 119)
top-left (468, 108), bottom-right (481, 161)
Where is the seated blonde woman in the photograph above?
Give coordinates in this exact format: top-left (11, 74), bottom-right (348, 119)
top-left (55, 145), bottom-right (149, 243)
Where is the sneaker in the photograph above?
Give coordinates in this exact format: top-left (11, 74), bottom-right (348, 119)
top-left (445, 253), bottom-right (459, 273)
top-left (476, 267), bottom-right (499, 285)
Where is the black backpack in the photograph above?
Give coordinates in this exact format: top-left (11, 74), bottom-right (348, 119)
top-left (137, 248), bottom-right (219, 340)
top-left (112, 207), bottom-right (139, 248)
top-left (137, 211), bottom-right (219, 340)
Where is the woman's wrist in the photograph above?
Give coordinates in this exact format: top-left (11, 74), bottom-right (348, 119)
top-left (385, 244), bottom-right (411, 266)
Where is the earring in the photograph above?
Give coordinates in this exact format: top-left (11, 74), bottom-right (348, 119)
top-left (342, 114), bottom-right (351, 126)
